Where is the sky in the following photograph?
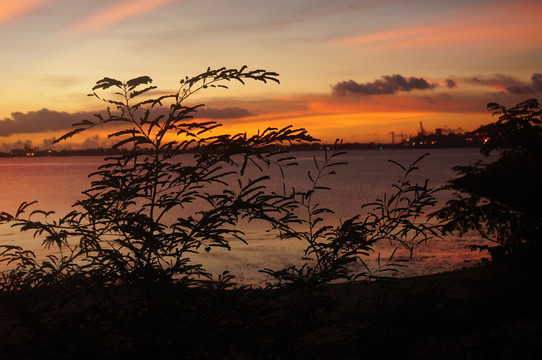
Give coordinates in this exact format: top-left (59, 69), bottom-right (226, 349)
top-left (1, 0), bottom-right (541, 150)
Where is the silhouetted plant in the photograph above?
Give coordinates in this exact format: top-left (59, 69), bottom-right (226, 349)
top-left (255, 150), bottom-right (443, 357)
top-left (0, 66), bottom-right (443, 358)
top-left (435, 98), bottom-right (542, 259)
top-left (1, 67), bottom-right (311, 287)
top-left (0, 66), bottom-right (313, 357)
top-left (263, 152), bottom-right (442, 286)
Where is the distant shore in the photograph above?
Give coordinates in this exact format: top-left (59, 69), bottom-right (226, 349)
top-left (0, 140), bottom-right (482, 158)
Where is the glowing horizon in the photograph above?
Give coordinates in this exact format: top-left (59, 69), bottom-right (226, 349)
top-left (1, 0), bottom-right (541, 150)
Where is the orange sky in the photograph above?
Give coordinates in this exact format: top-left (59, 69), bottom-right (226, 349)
top-left (1, 0), bottom-right (541, 150)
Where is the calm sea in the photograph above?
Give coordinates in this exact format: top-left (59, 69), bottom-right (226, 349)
top-left (0, 148), bottom-right (495, 284)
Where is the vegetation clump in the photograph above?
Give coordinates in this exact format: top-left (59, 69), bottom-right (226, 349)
top-left (436, 98), bottom-right (542, 261)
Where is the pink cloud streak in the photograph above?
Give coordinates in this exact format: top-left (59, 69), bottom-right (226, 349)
top-left (0, 0), bottom-right (51, 23)
top-left (69, 0), bottom-right (178, 33)
top-left (334, 2), bottom-right (542, 51)
top-left (335, 23), bottom-right (536, 50)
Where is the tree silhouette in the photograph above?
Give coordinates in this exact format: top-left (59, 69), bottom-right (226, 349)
top-left (436, 98), bottom-right (542, 257)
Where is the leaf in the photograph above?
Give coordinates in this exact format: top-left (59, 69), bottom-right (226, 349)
top-left (130, 85), bottom-right (157, 99)
top-left (111, 135), bottom-right (151, 148)
top-left (53, 128), bottom-right (85, 143)
top-left (388, 159), bottom-right (406, 171)
top-left (106, 99), bottom-right (125, 106)
top-left (126, 76), bottom-right (153, 90)
top-left (108, 129), bottom-right (141, 138)
top-left (93, 77), bottom-right (123, 91)
top-left (72, 119), bottom-right (95, 127)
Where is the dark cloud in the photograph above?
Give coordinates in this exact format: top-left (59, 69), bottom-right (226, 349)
top-left (506, 84), bottom-right (535, 95)
top-left (81, 135), bottom-right (105, 149)
top-left (0, 108), bottom-right (93, 137)
top-left (420, 96), bottom-right (434, 104)
top-left (332, 74), bottom-right (438, 96)
top-left (532, 73), bottom-right (542, 92)
top-left (0, 106), bottom-right (255, 138)
top-left (445, 79), bottom-right (457, 88)
top-left (466, 74), bottom-right (516, 87)
top-left (1, 140), bottom-right (31, 152)
top-left (41, 137), bottom-right (59, 149)
top-left (193, 107), bottom-right (253, 119)
top-left (465, 73), bottom-right (542, 95)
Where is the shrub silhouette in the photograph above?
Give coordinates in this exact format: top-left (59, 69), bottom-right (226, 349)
top-left (0, 66), bottom-right (442, 358)
top-left (435, 98), bottom-right (542, 259)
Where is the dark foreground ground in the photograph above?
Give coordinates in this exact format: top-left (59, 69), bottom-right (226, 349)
top-left (326, 261), bottom-right (542, 359)
top-left (1, 259), bottom-right (541, 359)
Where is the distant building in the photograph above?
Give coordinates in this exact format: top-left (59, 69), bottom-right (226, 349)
top-left (406, 128), bottom-right (482, 148)
top-left (10, 145), bottom-right (36, 157)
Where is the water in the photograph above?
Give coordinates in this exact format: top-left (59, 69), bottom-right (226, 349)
top-left (0, 148), bottom-right (494, 284)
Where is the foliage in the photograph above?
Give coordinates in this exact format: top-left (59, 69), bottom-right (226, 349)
top-left (1, 66), bottom-right (310, 289)
top-left (262, 152), bottom-right (442, 286)
top-left (435, 98), bottom-right (542, 256)
top-left (0, 66), bottom-right (442, 358)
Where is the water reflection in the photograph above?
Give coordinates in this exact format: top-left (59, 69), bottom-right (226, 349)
top-left (0, 149), bottom-right (495, 284)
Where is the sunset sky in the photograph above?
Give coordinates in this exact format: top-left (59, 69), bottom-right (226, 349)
top-left (1, 0), bottom-right (541, 150)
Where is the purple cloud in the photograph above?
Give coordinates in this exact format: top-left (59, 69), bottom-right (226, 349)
top-left (532, 73), bottom-right (542, 92)
top-left (0, 106), bottom-right (255, 138)
top-left (0, 109), bottom-right (94, 137)
top-left (445, 78), bottom-right (457, 88)
top-left (465, 73), bottom-right (542, 94)
top-left (332, 74), bottom-right (438, 96)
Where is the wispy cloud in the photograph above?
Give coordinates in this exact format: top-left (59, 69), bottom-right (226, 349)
top-left (69, 0), bottom-right (178, 33)
top-left (445, 79), bottom-right (457, 89)
top-left (333, 2), bottom-right (542, 51)
top-left (193, 107), bottom-right (253, 120)
top-left (334, 22), bottom-right (537, 51)
top-left (465, 73), bottom-right (542, 95)
top-left (0, 0), bottom-right (51, 23)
